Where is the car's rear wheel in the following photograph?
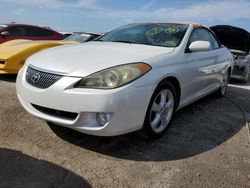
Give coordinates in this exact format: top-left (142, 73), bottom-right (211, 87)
top-left (216, 70), bottom-right (230, 97)
top-left (242, 72), bottom-right (249, 83)
top-left (143, 81), bottom-right (177, 139)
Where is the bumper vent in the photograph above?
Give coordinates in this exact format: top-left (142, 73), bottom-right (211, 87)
top-left (0, 61), bottom-right (5, 65)
top-left (26, 66), bottom-right (62, 89)
top-left (32, 104), bottom-right (78, 120)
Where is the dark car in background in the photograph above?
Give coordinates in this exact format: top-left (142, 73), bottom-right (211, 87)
top-left (211, 25), bottom-right (250, 83)
top-left (0, 23), bottom-right (64, 44)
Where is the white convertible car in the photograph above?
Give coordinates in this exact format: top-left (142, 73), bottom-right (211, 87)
top-left (16, 22), bottom-right (234, 139)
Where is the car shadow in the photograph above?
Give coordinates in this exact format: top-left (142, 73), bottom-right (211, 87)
top-left (0, 74), bottom-right (17, 83)
top-left (0, 148), bottom-right (91, 188)
top-left (49, 85), bottom-right (248, 162)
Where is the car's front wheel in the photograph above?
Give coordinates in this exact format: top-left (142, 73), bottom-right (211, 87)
top-left (143, 81), bottom-right (177, 139)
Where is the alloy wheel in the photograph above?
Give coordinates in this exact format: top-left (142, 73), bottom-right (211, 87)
top-left (243, 72), bottom-right (249, 83)
top-left (221, 72), bottom-right (230, 95)
top-left (149, 89), bottom-right (175, 133)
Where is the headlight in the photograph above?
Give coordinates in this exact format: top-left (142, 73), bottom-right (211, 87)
top-left (75, 63), bottom-right (151, 89)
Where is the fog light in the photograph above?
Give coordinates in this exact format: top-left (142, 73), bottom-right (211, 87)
top-left (96, 113), bottom-right (108, 126)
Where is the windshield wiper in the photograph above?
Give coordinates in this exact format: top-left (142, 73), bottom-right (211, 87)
top-left (112, 40), bottom-right (135, 44)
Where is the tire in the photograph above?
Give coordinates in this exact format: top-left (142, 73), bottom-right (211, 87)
top-left (242, 72), bottom-right (249, 83)
top-left (215, 70), bottom-right (230, 97)
top-left (143, 81), bottom-right (177, 139)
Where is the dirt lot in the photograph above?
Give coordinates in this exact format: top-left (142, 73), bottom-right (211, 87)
top-left (0, 75), bottom-right (249, 188)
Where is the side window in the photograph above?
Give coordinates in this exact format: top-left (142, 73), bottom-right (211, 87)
top-left (208, 32), bottom-right (220, 49)
top-left (189, 28), bottom-right (211, 44)
top-left (7, 26), bottom-right (28, 36)
top-left (28, 27), bottom-right (54, 37)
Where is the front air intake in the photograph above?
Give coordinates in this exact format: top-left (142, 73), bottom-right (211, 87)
top-left (31, 104), bottom-right (78, 120)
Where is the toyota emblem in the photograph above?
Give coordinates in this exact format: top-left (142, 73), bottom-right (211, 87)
top-left (31, 72), bottom-right (41, 83)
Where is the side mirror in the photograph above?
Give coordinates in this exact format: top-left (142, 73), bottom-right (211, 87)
top-left (189, 41), bottom-right (211, 52)
top-left (0, 31), bottom-right (11, 37)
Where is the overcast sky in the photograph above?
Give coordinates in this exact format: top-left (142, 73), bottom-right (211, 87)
top-left (0, 0), bottom-right (249, 32)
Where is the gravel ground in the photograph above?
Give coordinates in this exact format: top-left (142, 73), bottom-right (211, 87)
top-left (0, 75), bottom-right (249, 188)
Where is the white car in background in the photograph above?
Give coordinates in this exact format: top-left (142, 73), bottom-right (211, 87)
top-left (211, 25), bottom-right (250, 83)
top-left (16, 22), bottom-right (234, 139)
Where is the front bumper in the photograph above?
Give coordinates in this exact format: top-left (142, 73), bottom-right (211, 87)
top-left (16, 66), bottom-right (154, 136)
top-left (0, 57), bottom-right (24, 74)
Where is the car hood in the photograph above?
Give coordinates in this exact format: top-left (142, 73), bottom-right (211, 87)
top-left (210, 25), bottom-right (250, 53)
top-left (26, 41), bottom-right (174, 77)
top-left (0, 39), bottom-right (77, 59)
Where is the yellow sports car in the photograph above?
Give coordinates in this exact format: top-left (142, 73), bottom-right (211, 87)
top-left (0, 32), bottom-right (100, 74)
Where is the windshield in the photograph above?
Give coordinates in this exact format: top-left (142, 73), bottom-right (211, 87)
top-left (64, 33), bottom-right (91, 43)
top-left (99, 23), bottom-right (189, 47)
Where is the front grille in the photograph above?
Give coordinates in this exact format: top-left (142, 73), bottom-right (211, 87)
top-left (32, 104), bottom-right (78, 120)
top-left (0, 61), bottom-right (5, 65)
top-left (26, 66), bottom-right (62, 89)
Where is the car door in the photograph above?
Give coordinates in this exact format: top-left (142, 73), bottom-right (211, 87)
top-left (207, 30), bottom-right (226, 87)
top-left (182, 28), bottom-right (219, 103)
